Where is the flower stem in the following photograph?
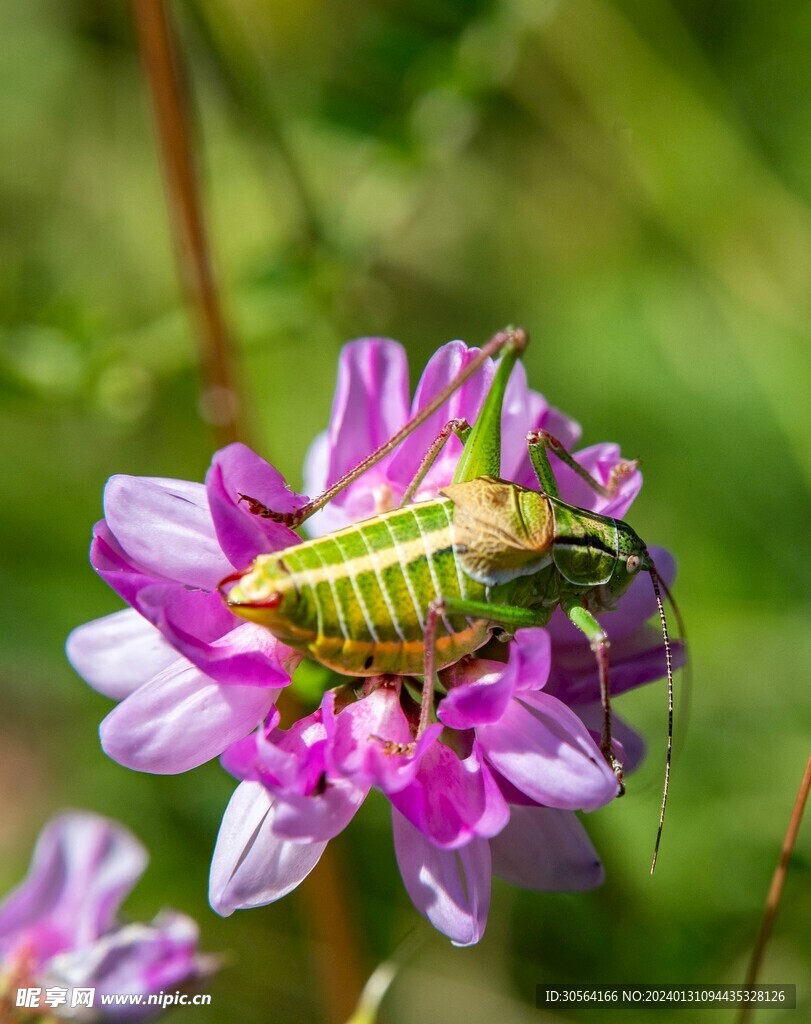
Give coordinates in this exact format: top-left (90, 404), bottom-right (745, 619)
top-left (280, 689), bottom-right (366, 1022)
top-left (299, 838), bottom-right (367, 1024)
top-left (738, 753), bottom-right (811, 1024)
top-left (132, 0), bottom-right (244, 448)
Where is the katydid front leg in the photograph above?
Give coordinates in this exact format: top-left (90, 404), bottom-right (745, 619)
top-left (527, 430), bottom-right (638, 499)
top-left (562, 598), bottom-right (625, 794)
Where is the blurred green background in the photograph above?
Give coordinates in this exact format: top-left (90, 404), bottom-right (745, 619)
top-left (1, 1), bottom-right (809, 1021)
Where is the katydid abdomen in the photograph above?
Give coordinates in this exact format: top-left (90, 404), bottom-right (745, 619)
top-left (225, 497), bottom-right (493, 676)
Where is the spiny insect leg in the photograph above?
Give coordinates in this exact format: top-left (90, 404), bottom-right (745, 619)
top-left (527, 430), bottom-right (638, 499)
top-left (363, 617), bottom-right (445, 756)
top-left (414, 597), bottom-right (547, 743)
top-left (240, 328), bottom-right (527, 528)
top-left (419, 599), bottom-right (444, 741)
top-left (563, 600), bottom-right (625, 795)
top-left (398, 418), bottom-right (471, 507)
top-left (526, 431), bottom-right (561, 497)
top-left (372, 598), bottom-right (548, 757)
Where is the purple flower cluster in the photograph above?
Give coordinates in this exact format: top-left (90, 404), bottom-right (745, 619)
top-left (0, 813), bottom-right (214, 1020)
top-left (68, 338), bottom-right (676, 945)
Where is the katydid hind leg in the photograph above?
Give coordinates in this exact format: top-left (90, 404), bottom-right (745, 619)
top-left (451, 329), bottom-right (527, 485)
top-left (242, 327), bottom-right (528, 528)
top-left (563, 600), bottom-right (625, 794)
top-left (418, 599), bottom-right (444, 741)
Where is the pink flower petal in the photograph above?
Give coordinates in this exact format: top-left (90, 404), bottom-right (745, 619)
top-left (490, 807), bottom-right (604, 890)
top-left (270, 782), bottom-right (367, 843)
top-left (128, 583), bottom-right (233, 646)
top-left (322, 685), bottom-right (440, 794)
top-left (221, 707), bottom-right (368, 842)
top-left (301, 432), bottom-right (352, 537)
top-left (553, 443), bottom-right (642, 518)
top-left (392, 809), bottom-right (491, 946)
top-left (543, 405), bottom-right (583, 451)
top-left (498, 361), bottom-right (583, 488)
top-left (477, 692), bottom-right (620, 811)
top-left (389, 741), bottom-right (509, 848)
top-left (575, 706), bottom-right (647, 776)
top-left (389, 341), bottom-right (494, 489)
top-left (104, 476), bottom-right (231, 588)
top-left (546, 622), bottom-right (685, 704)
top-left (606, 545), bottom-right (676, 641)
top-left (91, 522), bottom-right (160, 609)
top-left (440, 629), bottom-right (551, 730)
top-left (498, 363), bottom-right (556, 483)
top-left (209, 783), bottom-right (325, 916)
top-left (100, 662), bottom-right (276, 774)
top-left (0, 813), bottom-right (147, 964)
top-left (135, 594), bottom-right (295, 687)
top-left (206, 443), bottom-right (304, 567)
top-left (324, 339), bottom-right (410, 486)
top-left (439, 659), bottom-right (517, 730)
top-left (66, 610), bottom-right (177, 700)
top-left (44, 910), bottom-right (213, 1010)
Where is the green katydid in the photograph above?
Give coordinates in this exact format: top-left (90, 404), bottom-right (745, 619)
top-left (220, 328), bottom-right (679, 870)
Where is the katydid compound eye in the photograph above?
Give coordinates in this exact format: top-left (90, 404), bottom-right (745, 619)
top-left (626, 554), bottom-right (641, 573)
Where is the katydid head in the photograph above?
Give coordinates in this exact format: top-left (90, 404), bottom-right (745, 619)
top-left (549, 501), bottom-right (651, 605)
top-left (593, 517), bottom-right (652, 606)
top-left (547, 499), bottom-right (642, 596)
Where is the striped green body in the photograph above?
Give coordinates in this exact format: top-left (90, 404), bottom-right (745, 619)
top-left (230, 498), bottom-right (490, 676)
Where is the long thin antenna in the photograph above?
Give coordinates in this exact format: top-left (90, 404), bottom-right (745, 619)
top-left (649, 564), bottom-right (673, 874)
top-left (656, 573), bottom-right (686, 648)
top-left (657, 572), bottom-right (692, 751)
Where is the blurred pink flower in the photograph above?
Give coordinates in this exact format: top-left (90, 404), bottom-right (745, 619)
top-left (0, 812), bottom-right (215, 1020)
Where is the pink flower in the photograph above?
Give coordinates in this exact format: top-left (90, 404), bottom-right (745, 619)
top-left (0, 813), bottom-right (215, 1020)
top-left (69, 337), bottom-right (677, 946)
top-left (67, 446), bottom-right (307, 775)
